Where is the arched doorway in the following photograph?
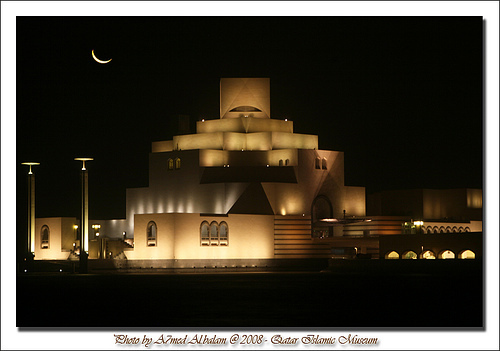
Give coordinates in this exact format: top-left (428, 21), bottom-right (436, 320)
top-left (311, 195), bottom-right (333, 238)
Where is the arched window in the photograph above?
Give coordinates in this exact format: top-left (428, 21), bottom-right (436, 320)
top-left (421, 250), bottom-right (436, 259)
top-left (168, 158), bottom-right (174, 170)
top-left (147, 221), bottom-right (157, 247)
top-left (465, 227), bottom-right (471, 232)
top-left (439, 226), bottom-right (445, 233)
top-left (41, 225), bottom-right (50, 249)
top-left (438, 250), bottom-right (455, 259)
top-left (279, 159), bottom-right (284, 167)
top-left (445, 226), bottom-right (451, 233)
top-left (210, 221), bottom-right (218, 246)
top-left (452, 226), bottom-right (458, 233)
top-left (219, 221), bottom-right (228, 245)
top-left (285, 159), bottom-right (290, 166)
top-left (386, 251), bottom-right (399, 259)
top-left (200, 221), bottom-right (210, 246)
top-left (458, 226), bottom-right (464, 233)
top-left (402, 251), bottom-right (418, 259)
top-left (322, 157), bottom-right (327, 170)
top-left (459, 250), bottom-right (475, 259)
top-left (175, 157), bottom-right (181, 169)
top-left (315, 157), bottom-right (321, 169)
top-left (433, 226), bottom-right (438, 234)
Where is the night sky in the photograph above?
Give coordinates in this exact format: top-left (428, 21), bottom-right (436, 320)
top-left (16, 16), bottom-right (483, 223)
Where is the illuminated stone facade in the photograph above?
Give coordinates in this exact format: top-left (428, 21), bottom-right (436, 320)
top-left (32, 78), bottom-right (481, 264)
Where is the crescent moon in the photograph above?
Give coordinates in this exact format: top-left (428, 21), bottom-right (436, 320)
top-left (92, 49), bottom-right (112, 64)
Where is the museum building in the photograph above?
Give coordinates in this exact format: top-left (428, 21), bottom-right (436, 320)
top-left (32, 78), bottom-right (482, 267)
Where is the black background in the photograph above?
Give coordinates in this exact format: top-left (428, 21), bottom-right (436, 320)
top-left (16, 16), bottom-right (483, 224)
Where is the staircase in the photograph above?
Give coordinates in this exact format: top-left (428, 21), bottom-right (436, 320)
top-left (274, 215), bottom-right (331, 258)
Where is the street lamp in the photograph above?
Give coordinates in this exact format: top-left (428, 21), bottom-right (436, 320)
top-left (75, 157), bottom-right (93, 273)
top-left (21, 162), bottom-right (40, 261)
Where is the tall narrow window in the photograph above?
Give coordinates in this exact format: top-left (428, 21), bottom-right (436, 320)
top-left (175, 157), bottom-right (181, 170)
top-left (322, 157), bottom-right (327, 170)
top-left (41, 225), bottom-right (50, 249)
top-left (168, 158), bottom-right (174, 170)
top-left (279, 159), bottom-right (283, 167)
top-left (147, 221), bottom-right (157, 247)
top-left (210, 221), bottom-right (218, 246)
top-left (219, 221), bottom-right (228, 246)
top-left (315, 157), bottom-right (321, 169)
top-left (285, 159), bottom-right (290, 166)
top-left (200, 221), bottom-right (210, 246)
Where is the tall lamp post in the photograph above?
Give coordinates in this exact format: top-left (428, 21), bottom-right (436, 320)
top-left (21, 162), bottom-right (40, 269)
top-left (75, 158), bottom-right (93, 273)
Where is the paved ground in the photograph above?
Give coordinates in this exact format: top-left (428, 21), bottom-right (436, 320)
top-left (17, 268), bottom-right (482, 328)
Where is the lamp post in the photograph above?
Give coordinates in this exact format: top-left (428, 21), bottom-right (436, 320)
top-left (21, 162), bottom-right (40, 268)
top-left (75, 158), bottom-right (93, 273)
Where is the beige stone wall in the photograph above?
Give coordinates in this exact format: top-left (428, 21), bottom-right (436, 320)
top-left (220, 78), bottom-right (270, 118)
top-left (126, 214), bottom-right (175, 260)
top-left (152, 140), bottom-right (173, 153)
top-left (344, 186), bottom-right (366, 217)
top-left (127, 213), bottom-right (275, 260)
top-left (34, 218), bottom-right (72, 260)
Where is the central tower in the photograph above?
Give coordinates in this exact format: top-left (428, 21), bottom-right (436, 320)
top-left (220, 78), bottom-right (270, 119)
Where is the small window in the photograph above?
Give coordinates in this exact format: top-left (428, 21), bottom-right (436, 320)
top-left (175, 157), bottom-right (181, 170)
top-left (315, 157), bottom-right (321, 169)
top-left (219, 221), bottom-right (228, 246)
top-left (322, 157), bottom-right (327, 170)
top-left (147, 221), bottom-right (157, 247)
top-left (285, 159), bottom-right (290, 166)
top-left (279, 159), bottom-right (283, 167)
top-left (210, 221), bottom-right (218, 246)
top-left (201, 221), bottom-right (229, 246)
top-left (168, 158), bottom-right (174, 170)
top-left (41, 225), bottom-right (50, 249)
top-left (200, 221), bottom-right (210, 246)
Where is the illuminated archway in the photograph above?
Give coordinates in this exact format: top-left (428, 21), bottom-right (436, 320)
top-left (385, 251), bottom-right (399, 259)
top-left (147, 221), bottom-right (157, 247)
top-left (41, 225), bottom-right (50, 249)
top-left (311, 195), bottom-right (333, 238)
top-left (438, 250), bottom-right (455, 259)
top-left (459, 250), bottom-right (475, 259)
top-left (402, 251), bottom-right (417, 259)
top-left (420, 250), bottom-right (436, 259)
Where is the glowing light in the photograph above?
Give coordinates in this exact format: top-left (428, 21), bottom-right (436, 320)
top-left (74, 157), bottom-right (93, 170)
top-left (414, 221), bottom-right (424, 226)
top-left (202, 119), bottom-right (205, 122)
top-left (73, 225), bottom-right (79, 229)
top-left (284, 118), bottom-right (287, 121)
top-left (91, 49), bottom-right (112, 64)
top-left (21, 162), bottom-right (40, 174)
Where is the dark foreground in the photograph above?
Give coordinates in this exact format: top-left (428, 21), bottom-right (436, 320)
top-left (17, 262), bottom-right (483, 328)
